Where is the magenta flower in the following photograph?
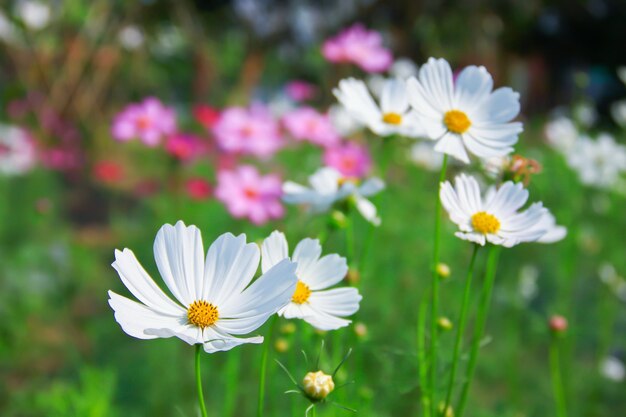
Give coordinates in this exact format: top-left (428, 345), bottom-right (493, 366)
top-left (165, 133), bottom-right (205, 161)
top-left (111, 97), bottom-right (176, 146)
top-left (282, 107), bottom-right (341, 147)
top-left (323, 142), bottom-right (372, 178)
top-left (285, 80), bottom-right (318, 102)
top-left (212, 105), bottom-right (283, 158)
top-left (322, 24), bottom-right (393, 73)
top-left (215, 165), bottom-right (284, 225)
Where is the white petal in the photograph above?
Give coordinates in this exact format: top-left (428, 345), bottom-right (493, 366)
top-left (202, 327), bottom-right (263, 353)
top-left (293, 238), bottom-right (323, 282)
top-left (333, 78), bottom-right (382, 127)
top-left (304, 254), bottom-right (348, 290)
top-left (219, 259), bottom-right (297, 318)
top-left (380, 78), bottom-right (409, 114)
top-left (454, 65), bottom-right (494, 110)
top-left (359, 177), bottom-right (385, 197)
top-left (261, 231), bottom-right (289, 274)
top-left (108, 290), bottom-right (186, 340)
top-left (153, 221), bottom-right (205, 306)
top-left (299, 303), bottom-right (352, 331)
top-left (279, 302), bottom-right (305, 319)
top-left (355, 196), bottom-right (381, 225)
top-left (308, 287), bottom-right (362, 317)
top-left (434, 133), bottom-right (470, 163)
top-left (471, 87), bottom-right (520, 124)
top-left (203, 233), bottom-right (260, 306)
top-left (111, 248), bottom-right (185, 315)
top-left (417, 57), bottom-right (454, 113)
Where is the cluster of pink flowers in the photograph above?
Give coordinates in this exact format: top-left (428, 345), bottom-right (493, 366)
top-left (212, 105), bottom-right (283, 158)
top-left (322, 24), bottom-right (393, 73)
top-left (215, 165), bottom-right (284, 225)
top-left (111, 97), bottom-right (177, 146)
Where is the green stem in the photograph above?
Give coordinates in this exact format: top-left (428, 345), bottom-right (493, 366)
top-left (345, 206), bottom-right (356, 268)
top-left (417, 299), bottom-right (431, 417)
top-left (550, 335), bottom-right (568, 417)
top-left (257, 315), bottom-right (278, 417)
top-left (442, 244), bottom-right (480, 415)
top-left (429, 154), bottom-right (449, 416)
top-left (195, 344), bottom-right (208, 417)
top-left (456, 245), bottom-right (501, 417)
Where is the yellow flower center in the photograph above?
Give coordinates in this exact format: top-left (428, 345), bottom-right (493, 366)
top-left (187, 300), bottom-right (219, 328)
top-left (303, 370), bottom-right (335, 401)
top-left (337, 176), bottom-right (359, 187)
top-left (471, 211), bottom-right (500, 234)
top-left (382, 112), bottom-right (403, 125)
top-left (291, 280), bottom-right (311, 304)
top-left (444, 110), bottom-right (471, 134)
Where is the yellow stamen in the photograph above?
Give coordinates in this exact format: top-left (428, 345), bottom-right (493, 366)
top-left (471, 211), bottom-right (500, 234)
top-left (337, 176), bottom-right (359, 187)
top-left (382, 112), bottom-right (403, 125)
top-left (292, 280), bottom-right (311, 304)
top-left (444, 110), bottom-right (471, 134)
top-left (187, 300), bottom-right (219, 328)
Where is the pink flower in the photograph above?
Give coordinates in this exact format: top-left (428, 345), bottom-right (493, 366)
top-left (0, 124), bottom-right (36, 175)
top-left (323, 142), bottom-right (372, 178)
top-left (212, 105), bottom-right (283, 158)
top-left (282, 107), bottom-right (341, 147)
top-left (185, 177), bottom-right (212, 200)
top-left (193, 104), bottom-right (221, 130)
top-left (285, 80), bottom-right (317, 102)
top-left (322, 24), bottom-right (393, 73)
top-left (215, 165), bottom-right (284, 225)
top-left (165, 133), bottom-right (205, 161)
top-left (111, 97), bottom-right (176, 146)
top-left (93, 160), bottom-right (124, 184)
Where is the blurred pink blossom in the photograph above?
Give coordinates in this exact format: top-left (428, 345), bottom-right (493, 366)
top-left (93, 160), bottom-right (124, 184)
top-left (185, 177), bottom-right (212, 200)
top-left (111, 97), bottom-right (176, 146)
top-left (282, 107), bottom-right (341, 147)
top-left (0, 124), bottom-right (37, 175)
top-left (322, 24), bottom-right (393, 73)
top-left (215, 165), bottom-right (284, 225)
top-left (285, 80), bottom-right (318, 102)
top-left (193, 104), bottom-right (221, 130)
top-left (323, 142), bottom-right (372, 178)
top-left (212, 105), bottom-right (283, 158)
top-left (165, 133), bottom-right (205, 161)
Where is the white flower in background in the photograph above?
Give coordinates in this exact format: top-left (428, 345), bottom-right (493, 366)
top-left (566, 133), bottom-right (626, 189)
top-left (15, 1), bottom-right (50, 30)
top-left (0, 11), bottom-right (18, 43)
top-left (599, 356), bottom-right (625, 382)
top-left (283, 167), bottom-right (385, 225)
top-left (407, 57), bottom-right (523, 163)
top-left (440, 174), bottom-right (548, 247)
top-left (544, 116), bottom-right (578, 153)
top-left (518, 265), bottom-right (539, 301)
top-left (328, 104), bottom-right (362, 137)
top-left (390, 57), bottom-right (419, 79)
top-left (610, 100), bottom-right (626, 128)
top-left (410, 141), bottom-right (444, 171)
top-left (108, 221), bottom-right (297, 353)
top-left (333, 77), bottom-right (424, 138)
top-left (261, 231), bottom-right (361, 330)
top-left (573, 102), bottom-right (597, 128)
top-left (118, 25), bottom-right (144, 50)
top-left (0, 124), bottom-right (36, 175)
top-left (598, 262), bottom-right (626, 302)
top-left (618, 67), bottom-right (626, 86)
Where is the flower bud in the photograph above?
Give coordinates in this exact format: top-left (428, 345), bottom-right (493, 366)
top-left (280, 322), bottom-right (296, 334)
top-left (354, 322), bottom-right (368, 338)
top-left (346, 268), bottom-right (360, 285)
top-left (438, 402), bottom-right (454, 417)
top-left (303, 370), bottom-right (335, 401)
top-left (436, 263), bottom-right (451, 279)
top-left (437, 317), bottom-right (453, 331)
top-left (549, 315), bottom-right (568, 333)
top-left (274, 338), bottom-right (289, 353)
top-left (329, 210), bottom-right (347, 229)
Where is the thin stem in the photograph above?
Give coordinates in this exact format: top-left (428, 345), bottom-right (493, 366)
top-left (442, 244), bottom-right (480, 415)
top-left (417, 299), bottom-right (431, 417)
top-left (257, 315), bottom-right (278, 417)
top-left (345, 208), bottom-right (356, 267)
top-left (550, 335), bottom-right (568, 417)
top-left (429, 154), bottom-right (449, 416)
top-left (195, 344), bottom-right (208, 417)
top-left (456, 245), bottom-right (501, 417)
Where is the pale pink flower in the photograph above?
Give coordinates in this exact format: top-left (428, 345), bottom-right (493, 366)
top-left (215, 165), bottom-right (284, 225)
top-left (212, 105), bottom-right (283, 158)
top-left (282, 107), bottom-right (341, 147)
top-left (285, 80), bottom-right (317, 102)
top-left (0, 124), bottom-right (36, 175)
top-left (323, 142), bottom-right (372, 178)
top-left (322, 24), bottom-right (393, 73)
top-left (111, 97), bottom-right (177, 146)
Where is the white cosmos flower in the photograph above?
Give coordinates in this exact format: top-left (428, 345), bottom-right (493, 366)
top-left (600, 356), bottom-right (625, 382)
top-left (407, 57), bottom-right (523, 163)
top-left (261, 231), bottom-right (361, 330)
top-left (333, 77), bottom-right (424, 138)
top-left (283, 167), bottom-right (385, 225)
top-left (566, 133), bottom-right (626, 189)
top-left (108, 221), bottom-right (297, 353)
top-left (610, 100), bottom-right (626, 128)
top-left (544, 116), bottom-right (578, 154)
top-left (440, 174), bottom-right (548, 247)
top-left (410, 141), bottom-right (444, 171)
top-left (0, 124), bottom-right (36, 175)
